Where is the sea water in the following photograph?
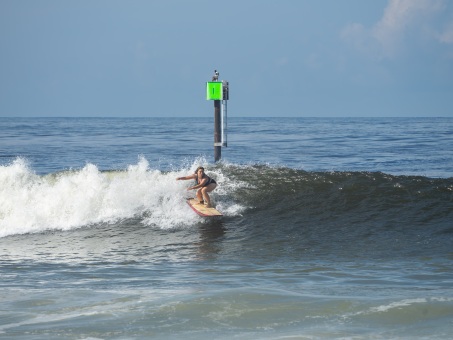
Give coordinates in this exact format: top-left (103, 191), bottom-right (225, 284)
top-left (1, 117), bottom-right (452, 339)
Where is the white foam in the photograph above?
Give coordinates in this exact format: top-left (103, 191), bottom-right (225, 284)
top-left (369, 298), bottom-right (427, 313)
top-left (369, 297), bottom-right (453, 313)
top-left (0, 157), bottom-right (245, 238)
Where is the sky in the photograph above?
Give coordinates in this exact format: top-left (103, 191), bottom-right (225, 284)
top-left (1, 0), bottom-right (452, 117)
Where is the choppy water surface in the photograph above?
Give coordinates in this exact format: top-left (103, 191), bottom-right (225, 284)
top-left (1, 117), bottom-right (452, 339)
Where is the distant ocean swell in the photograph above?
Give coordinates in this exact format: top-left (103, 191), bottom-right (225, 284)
top-left (1, 157), bottom-right (452, 251)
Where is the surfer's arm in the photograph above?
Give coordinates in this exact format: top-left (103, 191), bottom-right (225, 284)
top-left (187, 178), bottom-right (207, 190)
top-left (176, 174), bottom-right (196, 181)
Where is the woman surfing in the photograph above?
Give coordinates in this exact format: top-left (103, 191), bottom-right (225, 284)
top-left (176, 166), bottom-right (217, 208)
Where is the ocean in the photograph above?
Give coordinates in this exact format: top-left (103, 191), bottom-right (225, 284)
top-left (1, 117), bottom-right (452, 339)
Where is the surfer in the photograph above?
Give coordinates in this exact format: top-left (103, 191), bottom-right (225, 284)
top-left (176, 166), bottom-right (217, 208)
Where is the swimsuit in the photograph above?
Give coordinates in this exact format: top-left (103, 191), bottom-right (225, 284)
top-left (196, 175), bottom-right (216, 187)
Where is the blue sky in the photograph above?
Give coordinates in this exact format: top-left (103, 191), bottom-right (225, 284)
top-left (1, 0), bottom-right (452, 117)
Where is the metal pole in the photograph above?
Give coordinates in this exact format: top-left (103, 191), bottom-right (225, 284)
top-left (222, 99), bottom-right (227, 147)
top-left (214, 99), bottom-right (221, 162)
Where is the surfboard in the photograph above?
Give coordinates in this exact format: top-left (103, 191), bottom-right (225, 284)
top-left (187, 198), bottom-right (223, 217)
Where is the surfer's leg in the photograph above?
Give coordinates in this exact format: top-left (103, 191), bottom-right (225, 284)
top-left (201, 183), bottom-right (217, 208)
top-left (196, 189), bottom-right (204, 204)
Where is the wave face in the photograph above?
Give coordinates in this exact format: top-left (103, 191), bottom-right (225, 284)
top-left (1, 159), bottom-right (452, 259)
top-left (223, 164), bottom-right (453, 259)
